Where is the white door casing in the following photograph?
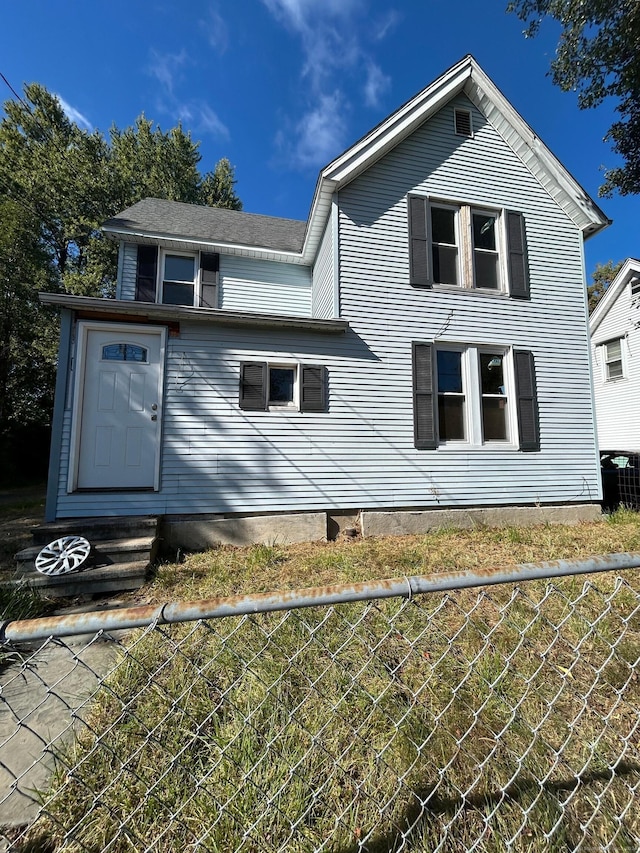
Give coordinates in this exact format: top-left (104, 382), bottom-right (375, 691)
top-left (70, 322), bottom-right (166, 490)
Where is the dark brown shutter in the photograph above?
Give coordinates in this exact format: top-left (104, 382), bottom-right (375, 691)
top-left (514, 350), bottom-right (540, 451)
top-left (136, 245), bottom-right (157, 302)
top-left (239, 362), bottom-right (267, 411)
top-left (412, 342), bottom-right (437, 449)
top-left (300, 365), bottom-right (327, 412)
top-left (506, 211), bottom-right (530, 299)
top-left (408, 195), bottom-right (432, 288)
top-left (200, 252), bottom-right (219, 308)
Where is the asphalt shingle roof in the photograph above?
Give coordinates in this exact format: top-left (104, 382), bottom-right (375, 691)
top-left (103, 198), bottom-right (307, 253)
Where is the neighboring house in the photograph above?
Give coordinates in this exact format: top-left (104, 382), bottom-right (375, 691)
top-left (41, 55), bottom-right (610, 545)
top-left (590, 258), bottom-right (640, 451)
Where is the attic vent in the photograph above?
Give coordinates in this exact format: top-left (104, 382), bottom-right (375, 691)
top-left (454, 108), bottom-right (472, 137)
top-left (631, 277), bottom-right (640, 297)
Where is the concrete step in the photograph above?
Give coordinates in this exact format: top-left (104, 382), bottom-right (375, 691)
top-left (30, 516), bottom-right (159, 546)
top-left (15, 536), bottom-right (159, 574)
top-left (6, 561), bottom-right (150, 598)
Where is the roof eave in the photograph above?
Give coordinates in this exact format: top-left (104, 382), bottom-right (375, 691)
top-left (103, 225), bottom-right (307, 264)
top-left (39, 293), bottom-right (348, 334)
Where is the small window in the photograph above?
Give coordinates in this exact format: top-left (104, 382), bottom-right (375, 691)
top-left (269, 366), bottom-right (296, 407)
top-left (102, 343), bottom-right (147, 362)
top-left (162, 253), bottom-right (196, 306)
top-left (454, 108), bottom-right (472, 137)
top-left (604, 339), bottom-right (624, 381)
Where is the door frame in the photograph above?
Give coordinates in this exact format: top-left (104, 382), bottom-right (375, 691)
top-left (68, 320), bottom-right (167, 493)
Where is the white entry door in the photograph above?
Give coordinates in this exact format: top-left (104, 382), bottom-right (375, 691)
top-left (75, 324), bottom-right (165, 489)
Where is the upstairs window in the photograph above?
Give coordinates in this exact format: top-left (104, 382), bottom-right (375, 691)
top-left (135, 246), bottom-right (219, 308)
top-left (409, 196), bottom-right (530, 298)
top-left (162, 254), bottom-right (196, 306)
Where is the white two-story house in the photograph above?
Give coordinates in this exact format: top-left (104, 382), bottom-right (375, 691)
top-left (41, 55), bottom-right (610, 545)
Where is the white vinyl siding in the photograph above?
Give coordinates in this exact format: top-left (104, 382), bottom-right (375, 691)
top-left (50, 93), bottom-right (600, 519)
top-left (591, 280), bottom-right (640, 450)
top-left (219, 255), bottom-right (311, 316)
top-left (312, 217), bottom-right (334, 319)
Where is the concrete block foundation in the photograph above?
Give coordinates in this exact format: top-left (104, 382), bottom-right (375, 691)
top-left (360, 504), bottom-right (602, 538)
top-left (160, 511), bottom-right (327, 551)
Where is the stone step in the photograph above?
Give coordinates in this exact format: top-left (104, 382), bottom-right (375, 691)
top-left (6, 561), bottom-right (150, 598)
top-left (15, 536), bottom-right (159, 574)
top-left (30, 516), bottom-right (159, 546)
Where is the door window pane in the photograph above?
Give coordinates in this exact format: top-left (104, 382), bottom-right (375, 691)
top-left (102, 344), bottom-right (147, 362)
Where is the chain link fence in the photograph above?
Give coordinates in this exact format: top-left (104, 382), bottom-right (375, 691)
top-left (2, 555), bottom-right (640, 852)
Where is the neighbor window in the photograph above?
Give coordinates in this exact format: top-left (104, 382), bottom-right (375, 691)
top-left (412, 342), bottom-right (541, 451)
top-left (408, 197), bottom-right (530, 298)
top-left (603, 339), bottom-right (624, 381)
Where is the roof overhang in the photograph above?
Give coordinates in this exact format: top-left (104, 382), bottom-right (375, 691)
top-left (39, 293), bottom-right (349, 334)
top-left (589, 258), bottom-right (640, 338)
top-left (302, 55), bottom-right (610, 262)
top-left (102, 228), bottom-right (309, 265)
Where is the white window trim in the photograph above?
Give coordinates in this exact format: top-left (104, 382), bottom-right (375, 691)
top-left (158, 249), bottom-right (199, 306)
top-left (429, 199), bottom-right (506, 293)
top-left (602, 338), bottom-right (626, 382)
top-left (436, 344), bottom-right (517, 449)
top-left (266, 362), bottom-right (300, 410)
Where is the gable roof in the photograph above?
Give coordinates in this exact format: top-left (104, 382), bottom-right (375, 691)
top-left (103, 198), bottom-right (307, 258)
top-left (305, 55), bottom-right (610, 262)
top-left (590, 258), bottom-right (640, 337)
top-left (103, 56), bottom-right (609, 265)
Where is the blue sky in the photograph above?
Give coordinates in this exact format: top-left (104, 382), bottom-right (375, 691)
top-left (1, 1), bottom-right (637, 279)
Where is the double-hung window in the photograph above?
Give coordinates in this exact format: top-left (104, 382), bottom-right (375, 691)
top-left (408, 196), bottom-right (530, 298)
top-left (135, 246), bottom-right (219, 308)
top-left (162, 253), bottom-right (196, 306)
top-left (413, 342), bottom-right (539, 451)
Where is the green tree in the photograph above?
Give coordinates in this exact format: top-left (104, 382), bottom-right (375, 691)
top-left (0, 83), bottom-right (242, 449)
top-left (0, 199), bottom-right (57, 433)
top-left (588, 259), bottom-right (624, 313)
top-left (507, 0), bottom-right (640, 196)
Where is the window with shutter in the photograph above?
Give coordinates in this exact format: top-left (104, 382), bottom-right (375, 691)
top-left (239, 362), bottom-right (328, 412)
top-left (407, 198), bottom-right (530, 297)
top-left (413, 344), bottom-right (536, 450)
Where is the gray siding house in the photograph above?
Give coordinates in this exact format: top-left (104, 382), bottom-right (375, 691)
top-left (42, 56), bottom-right (610, 544)
top-left (590, 258), bottom-right (640, 451)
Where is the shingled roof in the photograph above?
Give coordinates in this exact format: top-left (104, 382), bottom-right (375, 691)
top-left (103, 198), bottom-right (307, 254)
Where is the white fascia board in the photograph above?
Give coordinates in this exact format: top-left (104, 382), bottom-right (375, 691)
top-left (463, 72), bottom-right (610, 237)
top-left (103, 226), bottom-right (308, 266)
top-left (590, 257), bottom-right (640, 336)
top-left (302, 54), bottom-right (609, 258)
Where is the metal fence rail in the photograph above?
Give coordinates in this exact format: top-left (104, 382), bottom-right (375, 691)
top-left (2, 554), bottom-right (640, 852)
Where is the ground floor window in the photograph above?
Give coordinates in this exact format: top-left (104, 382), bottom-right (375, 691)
top-left (413, 343), bottom-right (539, 451)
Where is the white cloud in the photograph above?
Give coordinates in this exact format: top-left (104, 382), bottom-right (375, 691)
top-left (55, 95), bottom-right (92, 131)
top-left (290, 92), bottom-right (346, 169)
top-left (363, 63), bottom-right (391, 109)
top-left (147, 49), bottom-right (188, 97)
top-left (148, 48), bottom-right (229, 140)
top-left (373, 9), bottom-right (401, 41)
top-left (200, 4), bottom-right (228, 53)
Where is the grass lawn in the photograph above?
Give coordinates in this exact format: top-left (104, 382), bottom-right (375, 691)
top-left (22, 511), bottom-right (640, 852)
